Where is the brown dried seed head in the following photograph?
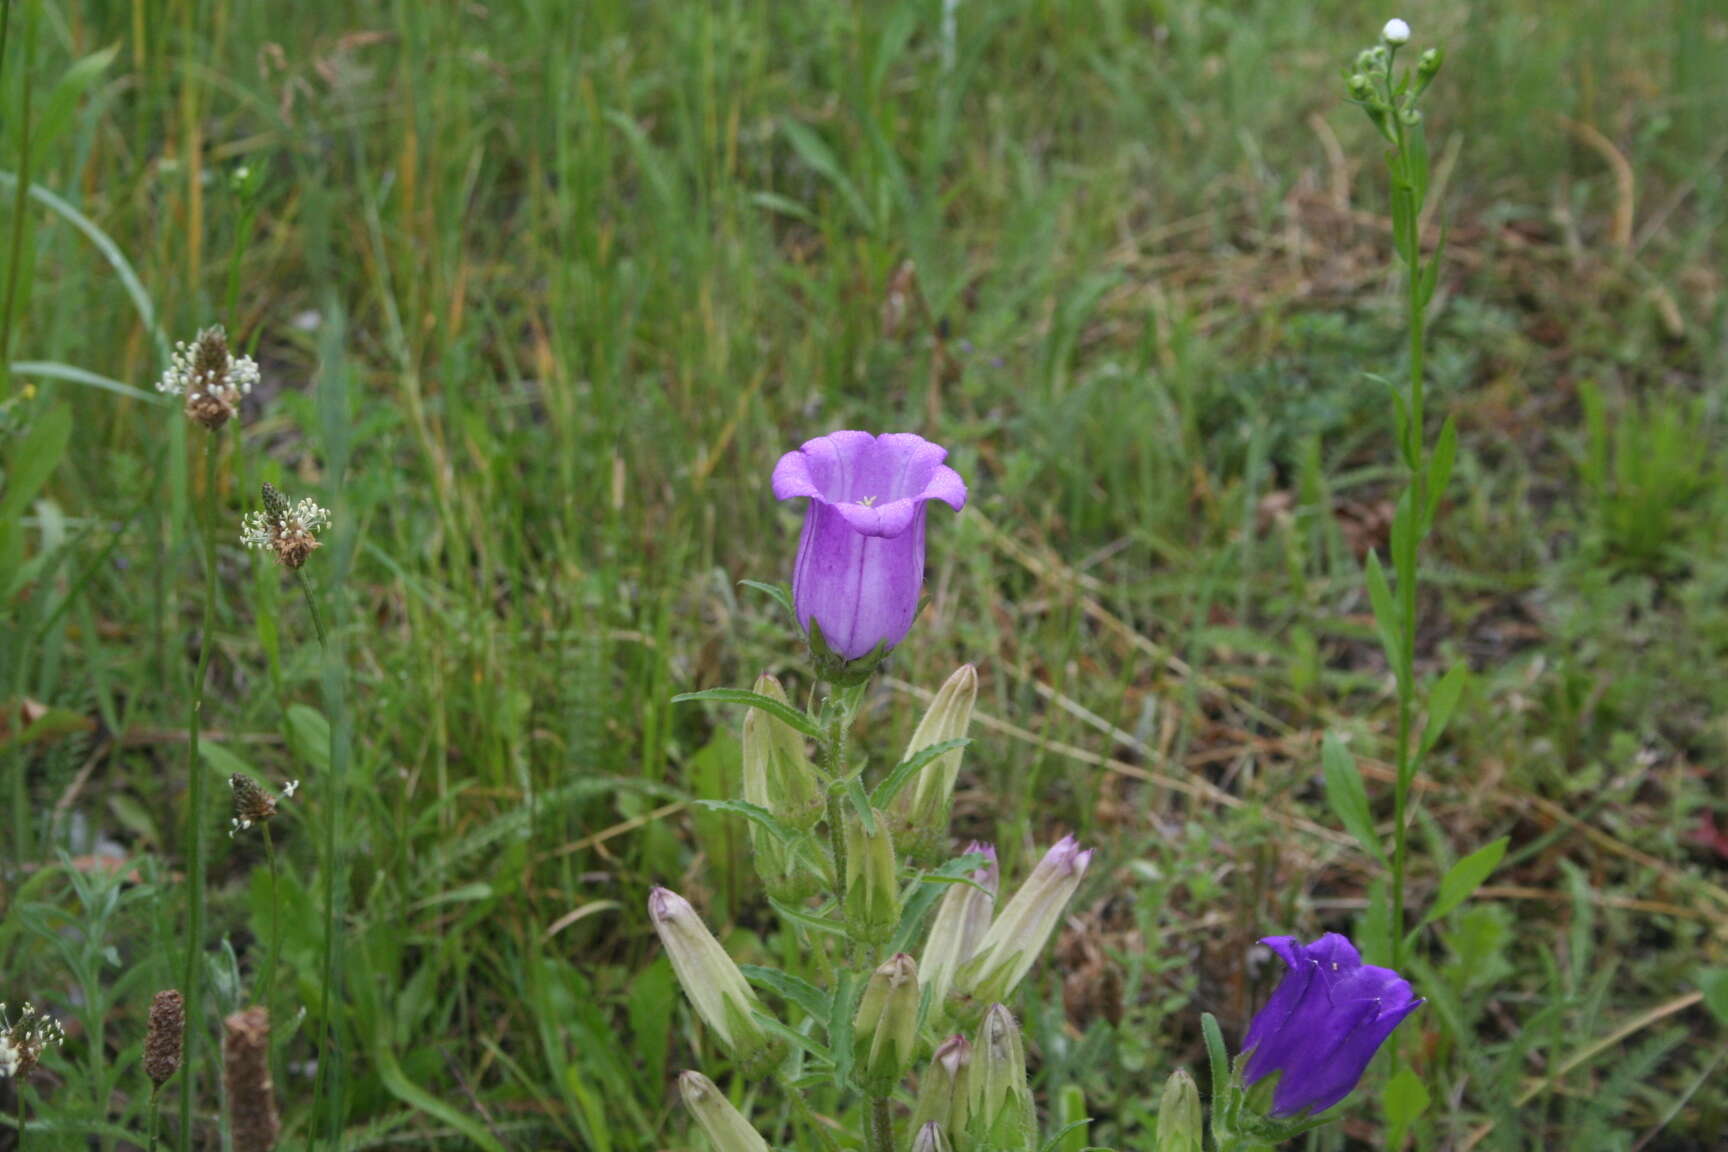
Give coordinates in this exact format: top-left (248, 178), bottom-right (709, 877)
top-left (230, 774), bottom-right (278, 828)
top-left (223, 1007), bottom-right (280, 1152)
top-left (145, 989), bottom-right (185, 1087)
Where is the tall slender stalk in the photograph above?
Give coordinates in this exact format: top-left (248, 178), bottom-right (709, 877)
top-left (261, 824), bottom-right (281, 1016)
top-left (1383, 52), bottom-right (1430, 981)
top-left (0, 0), bottom-right (36, 399)
top-left (177, 431), bottom-right (222, 1152)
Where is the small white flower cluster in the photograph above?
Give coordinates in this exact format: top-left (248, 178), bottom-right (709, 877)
top-left (156, 328), bottom-right (260, 401)
top-left (0, 1001), bottom-right (66, 1080)
top-left (241, 499), bottom-right (331, 570)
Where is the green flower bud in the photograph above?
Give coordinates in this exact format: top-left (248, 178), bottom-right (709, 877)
top-left (910, 1034), bottom-right (972, 1138)
top-left (1347, 73), bottom-right (1375, 102)
top-left (854, 953), bottom-right (922, 1093)
top-left (911, 1121), bottom-right (953, 1152)
top-left (1417, 47), bottom-right (1443, 78)
top-left (950, 837), bottom-right (1090, 1020)
top-left (678, 1070), bottom-right (771, 1152)
top-left (920, 842), bottom-right (997, 1009)
top-left (649, 889), bottom-right (783, 1073)
top-left (1155, 1069), bottom-right (1203, 1152)
top-left (740, 674), bottom-right (825, 901)
top-left (966, 1005), bottom-right (1035, 1152)
top-left (844, 811), bottom-right (901, 947)
top-left (743, 674), bottom-right (824, 830)
top-left (886, 664), bottom-right (979, 861)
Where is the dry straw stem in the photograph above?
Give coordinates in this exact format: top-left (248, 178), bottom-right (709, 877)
top-left (222, 1007), bottom-right (279, 1152)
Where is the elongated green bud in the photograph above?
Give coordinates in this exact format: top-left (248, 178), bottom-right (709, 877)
top-left (649, 889), bottom-right (783, 1073)
top-left (740, 674), bottom-right (824, 900)
top-left (887, 664), bottom-right (978, 861)
top-left (742, 674), bottom-right (824, 830)
top-left (1155, 1069), bottom-right (1202, 1152)
top-left (966, 1005), bottom-right (1035, 1152)
top-left (844, 811), bottom-right (900, 947)
top-left (678, 1070), bottom-right (770, 1152)
top-left (920, 842), bottom-right (997, 1008)
top-left (911, 1121), bottom-right (953, 1152)
top-left (910, 1034), bottom-right (972, 1137)
top-left (854, 953), bottom-right (921, 1093)
top-left (951, 837), bottom-right (1091, 1020)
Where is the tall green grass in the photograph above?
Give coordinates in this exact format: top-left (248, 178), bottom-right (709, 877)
top-left (0, 0), bottom-right (1725, 1148)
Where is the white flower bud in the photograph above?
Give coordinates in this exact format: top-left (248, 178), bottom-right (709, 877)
top-left (920, 842), bottom-right (997, 1007)
top-left (648, 889), bottom-right (782, 1071)
top-left (951, 836), bottom-right (1091, 1014)
top-left (678, 1071), bottom-right (771, 1152)
top-left (1382, 18), bottom-right (1411, 45)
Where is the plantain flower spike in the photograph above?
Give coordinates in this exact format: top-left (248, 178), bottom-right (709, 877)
top-left (678, 1070), bottom-right (771, 1152)
top-left (853, 952), bottom-right (921, 1093)
top-left (648, 888), bottom-right (783, 1073)
top-left (886, 664), bottom-right (978, 861)
top-left (157, 325), bottom-right (259, 430)
top-left (241, 484), bottom-right (330, 571)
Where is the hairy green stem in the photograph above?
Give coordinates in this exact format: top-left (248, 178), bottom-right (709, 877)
top-left (867, 1093), bottom-right (894, 1152)
top-left (177, 431), bottom-right (221, 1152)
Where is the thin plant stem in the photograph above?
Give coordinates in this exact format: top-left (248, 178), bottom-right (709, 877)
top-left (1388, 115), bottom-right (1427, 981)
top-left (222, 201), bottom-right (256, 333)
top-left (261, 824), bottom-right (281, 1015)
top-left (824, 707), bottom-right (848, 892)
top-left (15, 1092), bottom-right (25, 1152)
top-left (147, 1087), bottom-right (162, 1152)
top-left (867, 1094), bottom-right (894, 1152)
top-left (0, 0), bottom-right (36, 399)
top-left (177, 430), bottom-right (222, 1152)
top-left (295, 569), bottom-right (327, 648)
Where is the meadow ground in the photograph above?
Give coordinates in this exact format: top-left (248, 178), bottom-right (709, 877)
top-left (1, 1), bottom-right (1726, 1149)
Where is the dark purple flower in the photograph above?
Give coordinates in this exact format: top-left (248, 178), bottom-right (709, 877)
top-left (1243, 933), bottom-right (1422, 1117)
top-left (771, 431), bottom-right (966, 661)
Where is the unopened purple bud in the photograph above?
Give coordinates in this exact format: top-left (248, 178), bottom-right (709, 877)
top-left (920, 841), bottom-right (997, 1006)
top-left (952, 837), bottom-right (1091, 1012)
top-left (911, 1121), bottom-right (953, 1152)
top-left (911, 1034), bottom-right (973, 1136)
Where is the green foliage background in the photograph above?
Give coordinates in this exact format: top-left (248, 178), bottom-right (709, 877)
top-left (1, 0), bottom-right (1726, 1148)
